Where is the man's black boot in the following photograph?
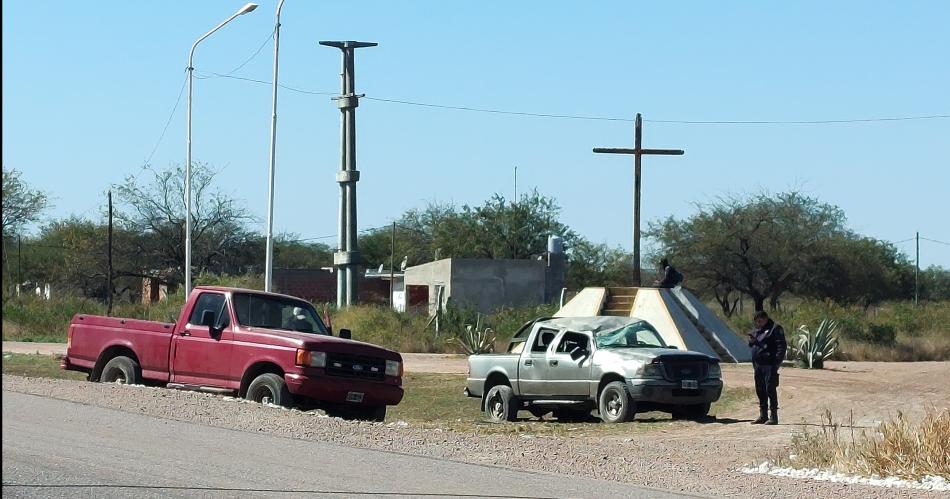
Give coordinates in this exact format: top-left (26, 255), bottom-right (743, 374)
top-left (751, 408), bottom-right (768, 424)
top-left (765, 409), bottom-right (778, 425)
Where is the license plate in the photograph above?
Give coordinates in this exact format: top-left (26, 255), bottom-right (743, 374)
top-left (346, 391), bottom-right (364, 403)
top-left (681, 380), bottom-right (698, 389)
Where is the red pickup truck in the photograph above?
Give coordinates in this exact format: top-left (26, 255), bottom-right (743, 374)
top-left (62, 286), bottom-right (403, 421)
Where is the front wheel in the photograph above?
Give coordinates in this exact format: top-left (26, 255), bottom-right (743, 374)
top-left (484, 385), bottom-right (519, 423)
top-left (100, 356), bottom-right (141, 385)
top-left (598, 381), bottom-right (636, 423)
top-left (246, 373), bottom-right (292, 407)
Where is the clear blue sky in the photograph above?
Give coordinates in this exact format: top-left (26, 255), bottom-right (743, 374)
top-left (4, 1), bottom-right (949, 266)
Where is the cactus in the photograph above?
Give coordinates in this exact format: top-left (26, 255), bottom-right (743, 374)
top-left (447, 314), bottom-right (497, 355)
top-left (795, 319), bottom-right (840, 369)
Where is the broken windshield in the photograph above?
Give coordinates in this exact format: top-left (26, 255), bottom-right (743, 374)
top-left (232, 293), bottom-right (329, 335)
top-left (595, 321), bottom-right (666, 349)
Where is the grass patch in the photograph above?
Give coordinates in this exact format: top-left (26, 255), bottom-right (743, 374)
top-left (775, 408), bottom-right (950, 480)
top-left (1, 353), bottom-right (85, 380)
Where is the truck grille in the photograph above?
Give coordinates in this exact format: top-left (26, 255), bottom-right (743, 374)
top-left (326, 353), bottom-right (385, 380)
top-left (661, 358), bottom-right (708, 381)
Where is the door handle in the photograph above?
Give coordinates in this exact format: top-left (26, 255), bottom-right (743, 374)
top-left (549, 359), bottom-right (559, 366)
top-left (181, 331), bottom-right (191, 337)
top-left (524, 359), bottom-right (533, 366)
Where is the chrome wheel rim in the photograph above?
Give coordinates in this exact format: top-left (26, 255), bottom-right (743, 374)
top-left (605, 390), bottom-right (622, 418)
top-left (488, 393), bottom-right (504, 420)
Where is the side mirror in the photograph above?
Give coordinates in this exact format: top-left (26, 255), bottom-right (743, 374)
top-left (570, 346), bottom-right (589, 361)
top-left (339, 328), bottom-right (352, 340)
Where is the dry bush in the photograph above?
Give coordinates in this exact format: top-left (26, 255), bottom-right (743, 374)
top-left (779, 407), bottom-right (950, 480)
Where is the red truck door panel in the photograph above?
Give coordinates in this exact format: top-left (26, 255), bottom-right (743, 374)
top-left (170, 291), bottom-right (235, 387)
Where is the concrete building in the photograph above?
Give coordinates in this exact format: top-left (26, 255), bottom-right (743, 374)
top-left (404, 257), bottom-right (556, 315)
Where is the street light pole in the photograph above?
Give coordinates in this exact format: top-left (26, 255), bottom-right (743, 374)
top-left (264, 0), bottom-right (285, 293)
top-left (185, 2), bottom-right (258, 297)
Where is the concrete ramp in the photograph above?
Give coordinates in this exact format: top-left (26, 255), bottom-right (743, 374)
top-left (629, 289), bottom-right (719, 357)
top-left (555, 286), bottom-right (751, 362)
top-left (554, 287), bottom-right (606, 317)
top-left (670, 288), bottom-right (751, 362)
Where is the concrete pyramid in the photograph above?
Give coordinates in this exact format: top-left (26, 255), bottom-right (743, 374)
top-left (555, 286), bottom-right (751, 363)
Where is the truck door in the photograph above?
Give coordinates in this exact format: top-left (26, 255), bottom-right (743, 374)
top-left (517, 326), bottom-right (559, 396)
top-left (170, 291), bottom-right (234, 387)
top-left (541, 331), bottom-right (593, 397)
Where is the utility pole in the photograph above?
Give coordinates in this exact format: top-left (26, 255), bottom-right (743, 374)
top-left (390, 221), bottom-right (396, 308)
top-left (593, 113), bottom-right (684, 286)
top-left (320, 40), bottom-right (376, 307)
top-left (915, 231), bottom-right (920, 305)
top-left (264, 0), bottom-right (286, 293)
top-left (17, 235), bottom-right (21, 290)
top-left (514, 165), bottom-right (518, 203)
top-left (108, 191), bottom-right (114, 316)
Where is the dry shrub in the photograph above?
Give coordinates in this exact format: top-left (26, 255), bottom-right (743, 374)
top-left (781, 407), bottom-right (950, 480)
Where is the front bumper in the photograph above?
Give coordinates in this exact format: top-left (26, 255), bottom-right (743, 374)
top-left (626, 378), bottom-right (722, 405)
top-left (285, 373), bottom-right (404, 407)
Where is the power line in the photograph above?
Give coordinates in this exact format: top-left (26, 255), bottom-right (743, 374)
top-left (144, 71), bottom-right (188, 165)
top-left (190, 70), bottom-right (950, 126)
top-left (193, 71), bottom-right (336, 96)
top-left (922, 237), bottom-right (950, 246)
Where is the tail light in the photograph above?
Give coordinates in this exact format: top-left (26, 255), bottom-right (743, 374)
top-left (67, 326), bottom-right (73, 351)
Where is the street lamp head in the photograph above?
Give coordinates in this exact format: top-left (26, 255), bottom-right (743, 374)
top-left (237, 3), bottom-right (258, 15)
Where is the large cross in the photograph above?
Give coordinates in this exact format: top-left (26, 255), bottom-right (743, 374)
top-left (593, 113), bottom-right (684, 287)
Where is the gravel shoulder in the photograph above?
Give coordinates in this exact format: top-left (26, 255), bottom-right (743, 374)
top-left (4, 374), bottom-right (944, 499)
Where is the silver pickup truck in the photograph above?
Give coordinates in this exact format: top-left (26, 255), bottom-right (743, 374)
top-left (465, 316), bottom-right (722, 423)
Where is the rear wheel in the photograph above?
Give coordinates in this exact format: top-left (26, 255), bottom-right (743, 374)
top-left (484, 385), bottom-right (519, 423)
top-left (246, 373), bottom-right (292, 407)
top-left (357, 405), bottom-right (387, 422)
top-left (598, 381), bottom-right (636, 423)
top-left (100, 356), bottom-right (141, 385)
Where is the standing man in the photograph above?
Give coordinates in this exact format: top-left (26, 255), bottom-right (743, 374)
top-left (748, 310), bottom-right (787, 425)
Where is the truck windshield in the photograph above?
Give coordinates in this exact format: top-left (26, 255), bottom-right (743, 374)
top-left (232, 293), bottom-right (329, 335)
top-left (595, 321), bottom-right (666, 349)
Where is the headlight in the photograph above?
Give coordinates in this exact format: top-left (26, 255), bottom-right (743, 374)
top-left (385, 360), bottom-right (403, 377)
top-left (295, 349), bottom-right (327, 368)
top-left (708, 362), bottom-right (721, 379)
top-left (633, 363), bottom-right (663, 378)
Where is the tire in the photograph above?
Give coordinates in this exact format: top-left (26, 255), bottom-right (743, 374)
top-left (484, 385), bottom-right (519, 423)
top-left (100, 356), bottom-right (141, 385)
top-left (246, 373), bottom-right (293, 407)
top-left (673, 402), bottom-right (711, 421)
top-left (598, 381), bottom-right (636, 423)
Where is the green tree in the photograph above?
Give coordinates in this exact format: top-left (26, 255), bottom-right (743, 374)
top-left (648, 191), bottom-right (847, 312)
top-left (566, 240), bottom-right (632, 289)
top-left (2, 167), bottom-right (50, 238)
top-left (112, 163), bottom-right (254, 284)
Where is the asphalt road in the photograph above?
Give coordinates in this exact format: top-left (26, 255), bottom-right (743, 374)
top-left (1, 391), bottom-right (696, 499)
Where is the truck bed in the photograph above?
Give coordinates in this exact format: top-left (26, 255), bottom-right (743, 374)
top-left (67, 314), bottom-right (175, 381)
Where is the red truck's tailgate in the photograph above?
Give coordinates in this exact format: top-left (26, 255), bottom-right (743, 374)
top-left (68, 315), bottom-right (175, 381)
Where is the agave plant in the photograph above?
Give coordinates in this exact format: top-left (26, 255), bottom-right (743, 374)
top-left (447, 314), bottom-right (497, 355)
top-left (795, 319), bottom-right (840, 369)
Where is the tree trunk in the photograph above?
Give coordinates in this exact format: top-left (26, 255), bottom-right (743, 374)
top-left (752, 294), bottom-right (765, 312)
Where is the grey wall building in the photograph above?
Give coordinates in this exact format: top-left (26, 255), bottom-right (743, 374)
top-left (404, 258), bottom-right (550, 315)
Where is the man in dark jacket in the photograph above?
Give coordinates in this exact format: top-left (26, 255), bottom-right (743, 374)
top-left (654, 258), bottom-right (684, 288)
top-left (748, 310), bottom-right (787, 425)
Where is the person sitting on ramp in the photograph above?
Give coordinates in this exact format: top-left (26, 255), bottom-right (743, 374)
top-left (654, 258), bottom-right (684, 288)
